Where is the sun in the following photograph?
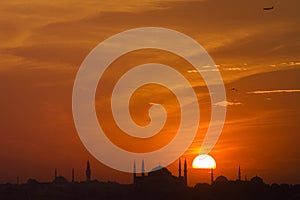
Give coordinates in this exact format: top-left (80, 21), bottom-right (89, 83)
top-left (192, 154), bottom-right (216, 169)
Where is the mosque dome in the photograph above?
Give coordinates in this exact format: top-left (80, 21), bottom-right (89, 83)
top-left (214, 175), bottom-right (228, 183)
top-left (53, 176), bottom-right (68, 184)
top-left (148, 165), bottom-right (172, 177)
top-left (250, 176), bottom-right (264, 184)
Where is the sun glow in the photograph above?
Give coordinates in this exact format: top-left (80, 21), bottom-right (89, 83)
top-left (192, 154), bottom-right (216, 169)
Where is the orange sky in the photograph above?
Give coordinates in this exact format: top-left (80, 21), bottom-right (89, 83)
top-left (0, 0), bottom-right (299, 186)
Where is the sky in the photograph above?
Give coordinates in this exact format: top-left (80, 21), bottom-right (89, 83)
top-left (0, 0), bottom-right (299, 186)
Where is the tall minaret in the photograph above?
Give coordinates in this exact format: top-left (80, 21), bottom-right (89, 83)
top-left (133, 161), bottom-right (136, 184)
top-left (184, 159), bottom-right (187, 186)
top-left (86, 161), bottom-right (91, 182)
top-left (72, 168), bottom-right (75, 183)
top-left (141, 160), bottom-right (145, 177)
top-left (54, 168), bottom-right (57, 179)
top-left (178, 159), bottom-right (182, 178)
top-left (211, 168), bottom-right (214, 185)
top-left (238, 166), bottom-right (241, 181)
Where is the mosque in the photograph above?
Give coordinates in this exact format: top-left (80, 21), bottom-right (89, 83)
top-left (133, 159), bottom-right (188, 187)
top-left (53, 160), bottom-right (91, 184)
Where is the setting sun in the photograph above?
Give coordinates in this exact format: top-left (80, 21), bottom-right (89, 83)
top-left (192, 154), bottom-right (216, 169)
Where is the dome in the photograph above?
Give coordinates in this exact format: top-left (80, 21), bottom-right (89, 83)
top-left (148, 165), bottom-right (172, 177)
top-left (53, 176), bottom-right (68, 184)
top-left (214, 175), bottom-right (228, 183)
top-left (150, 165), bottom-right (163, 172)
top-left (27, 178), bottom-right (39, 185)
top-left (250, 176), bottom-right (264, 184)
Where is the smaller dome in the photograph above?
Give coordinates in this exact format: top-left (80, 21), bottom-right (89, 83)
top-left (53, 176), bottom-right (68, 184)
top-left (214, 175), bottom-right (228, 183)
top-left (27, 178), bottom-right (39, 185)
top-left (250, 176), bottom-right (264, 184)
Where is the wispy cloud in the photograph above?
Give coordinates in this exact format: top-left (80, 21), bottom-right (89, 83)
top-left (269, 61), bottom-right (300, 68)
top-left (222, 67), bottom-right (247, 71)
top-left (187, 68), bottom-right (218, 73)
top-left (214, 100), bottom-right (242, 107)
top-left (247, 89), bottom-right (300, 95)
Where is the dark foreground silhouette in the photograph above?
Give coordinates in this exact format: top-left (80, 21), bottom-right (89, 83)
top-left (1, 169), bottom-right (300, 200)
top-left (1, 179), bottom-right (300, 200)
top-left (1, 161), bottom-right (299, 200)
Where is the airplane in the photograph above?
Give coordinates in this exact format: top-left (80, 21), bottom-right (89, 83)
top-left (263, 6), bottom-right (274, 11)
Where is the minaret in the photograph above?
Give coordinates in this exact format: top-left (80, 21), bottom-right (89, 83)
top-left (54, 168), bottom-right (57, 179)
top-left (86, 161), bottom-right (91, 182)
top-left (211, 168), bottom-right (214, 185)
top-left (238, 166), bottom-right (241, 181)
top-left (184, 158), bottom-right (187, 186)
top-left (72, 168), bottom-right (75, 183)
top-left (133, 161), bottom-right (136, 184)
top-left (141, 160), bottom-right (145, 177)
top-left (178, 159), bottom-right (182, 178)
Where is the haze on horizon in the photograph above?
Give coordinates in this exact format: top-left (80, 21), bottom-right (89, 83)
top-left (0, 0), bottom-right (299, 186)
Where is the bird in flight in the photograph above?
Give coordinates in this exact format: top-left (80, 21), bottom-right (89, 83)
top-left (231, 88), bottom-right (238, 92)
top-left (263, 6), bottom-right (274, 11)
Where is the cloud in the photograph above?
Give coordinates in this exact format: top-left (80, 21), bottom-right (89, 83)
top-left (187, 69), bottom-right (198, 73)
top-left (222, 67), bottom-right (247, 71)
top-left (214, 100), bottom-right (242, 107)
top-left (269, 61), bottom-right (300, 68)
top-left (187, 68), bottom-right (219, 73)
top-left (247, 89), bottom-right (300, 95)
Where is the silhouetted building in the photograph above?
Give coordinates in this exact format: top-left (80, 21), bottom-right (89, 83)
top-left (214, 175), bottom-right (228, 184)
top-left (27, 178), bottom-right (39, 185)
top-left (86, 160), bottom-right (91, 182)
top-left (54, 168), bottom-right (57, 180)
top-left (238, 165), bottom-right (241, 181)
top-left (72, 168), bottom-right (75, 183)
top-left (184, 158), bottom-right (187, 186)
top-left (133, 161), bottom-right (137, 184)
top-left (178, 158), bottom-right (182, 178)
top-left (53, 176), bottom-right (68, 184)
top-left (52, 168), bottom-right (68, 184)
top-left (133, 159), bottom-right (187, 187)
top-left (211, 168), bottom-right (214, 185)
top-left (251, 175), bottom-right (264, 184)
top-left (141, 160), bottom-right (145, 177)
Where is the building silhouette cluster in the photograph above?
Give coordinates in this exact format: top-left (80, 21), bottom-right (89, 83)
top-left (133, 158), bottom-right (187, 187)
top-left (1, 160), bottom-right (300, 200)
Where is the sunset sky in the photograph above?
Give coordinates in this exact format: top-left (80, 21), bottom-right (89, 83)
top-left (0, 0), bottom-right (299, 186)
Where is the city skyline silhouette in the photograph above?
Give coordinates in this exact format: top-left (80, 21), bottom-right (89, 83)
top-left (1, 160), bottom-right (299, 200)
top-left (1, 159), bottom-right (297, 186)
